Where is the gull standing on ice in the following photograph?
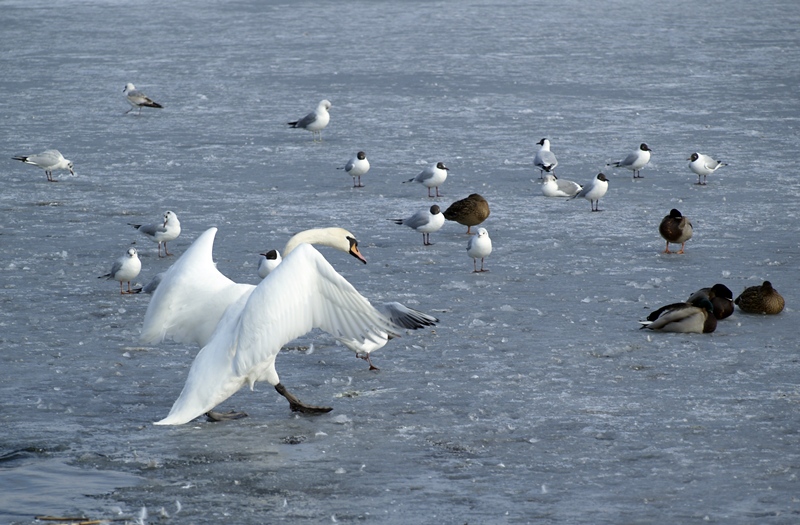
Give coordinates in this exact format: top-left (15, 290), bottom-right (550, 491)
top-left (12, 150), bottom-right (74, 182)
top-left (123, 83), bottom-right (163, 115)
top-left (608, 143), bottom-right (652, 179)
top-left (287, 100), bottom-right (331, 141)
top-left (336, 302), bottom-right (438, 370)
top-left (541, 174), bottom-right (582, 198)
top-left (659, 209), bottom-right (693, 254)
top-left (391, 205), bottom-right (445, 246)
top-left (572, 173), bottom-right (609, 211)
top-left (688, 152), bottom-right (727, 185)
top-left (404, 161), bottom-right (449, 197)
top-left (257, 249), bottom-right (282, 279)
top-left (467, 227), bottom-right (492, 273)
top-left (338, 151), bottom-right (370, 187)
top-left (129, 210), bottom-right (181, 257)
top-left (99, 247), bottom-right (141, 294)
top-left (533, 138), bottom-right (558, 179)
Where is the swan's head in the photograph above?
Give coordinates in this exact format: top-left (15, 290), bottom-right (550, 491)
top-left (345, 235), bottom-right (367, 264)
top-left (283, 227), bottom-right (367, 264)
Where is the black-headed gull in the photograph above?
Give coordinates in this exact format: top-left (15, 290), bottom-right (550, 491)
top-left (659, 209), bottom-right (693, 254)
top-left (404, 162), bottom-right (449, 198)
top-left (467, 227), bottom-right (492, 273)
top-left (123, 83), bottom-right (163, 115)
top-left (608, 143), bottom-right (652, 178)
top-left (287, 100), bottom-right (331, 141)
top-left (688, 152), bottom-right (727, 185)
top-left (391, 204), bottom-right (445, 246)
top-left (443, 193), bottom-right (490, 234)
top-left (541, 174), bottom-right (582, 198)
top-left (12, 150), bottom-right (74, 182)
top-left (257, 249), bottom-right (282, 279)
top-left (129, 211), bottom-right (181, 257)
top-left (99, 247), bottom-right (141, 294)
top-left (533, 138), bottom-right (558, 179)
top-left (338, 151), bottom-right (370, 187)
top-left (572, 173), bottom-right (609, 211)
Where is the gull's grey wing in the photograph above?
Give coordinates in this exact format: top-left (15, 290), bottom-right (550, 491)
top-left (573, 181), bottom-right (593, 199)
top-left (402, 210), bottom-right (430, 230)
top-left (556, 178), bottom-right (581, 195)
top-left (108, 260), bottom-right (124, 279)
top-left (616, 152), bottom-right (638, 167)
top-left (379, 302), bottom-right (439, 330)
top-left (414, 166), bottom-right (435, 182)
top-left (535, 150), bottom-right (558, 171)
top-left (136, 223), bottom-right (167, 236)
top-left (293, 111), bottom-right (318, 129)
top-left (28, 150), bottom-right (62, 168)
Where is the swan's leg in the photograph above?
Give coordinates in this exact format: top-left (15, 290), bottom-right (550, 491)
top-left (274, 383), bottom-right (332, 414)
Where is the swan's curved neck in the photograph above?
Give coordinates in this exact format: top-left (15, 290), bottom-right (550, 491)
top-left (283, 228), bottom-right (344, 256)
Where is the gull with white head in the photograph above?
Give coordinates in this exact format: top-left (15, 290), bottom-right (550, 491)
top-left (12, 150), bottom-right (74, 182)
top-left (288, 100), bottom-right (331, 141)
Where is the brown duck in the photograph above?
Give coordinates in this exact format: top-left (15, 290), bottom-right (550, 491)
top-left (734, 281), bottom-right (785, 314)
top-left (659, 208), bottom-right (693, 254)
top-left (443, 193), bottom-right (490, 234)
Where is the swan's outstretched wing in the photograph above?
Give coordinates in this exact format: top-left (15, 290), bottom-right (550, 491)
top-left (155, 243), bottom-right (398, 425)
top-left (140, 227), bottom-right (255, 347)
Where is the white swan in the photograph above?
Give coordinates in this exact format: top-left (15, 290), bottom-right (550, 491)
top-left (154, 242), bottom-right (400, 425)
top-left (140, 227), bottom-right (366, 348)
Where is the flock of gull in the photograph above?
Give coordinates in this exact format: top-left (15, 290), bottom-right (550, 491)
top-left (10, 85), bottom-right (786, 426)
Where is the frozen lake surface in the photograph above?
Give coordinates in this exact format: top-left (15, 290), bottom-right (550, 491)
top-left (1, 0), bottom-right (799, 523)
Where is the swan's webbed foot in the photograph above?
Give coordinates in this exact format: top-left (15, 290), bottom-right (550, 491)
top-left (275, 383), bottom-right (332, 414)
top-left (206, 410), bottom-right (249, 422)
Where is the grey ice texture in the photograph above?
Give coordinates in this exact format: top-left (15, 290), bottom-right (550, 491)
top-left (1, 0), bottom-right (799, 524)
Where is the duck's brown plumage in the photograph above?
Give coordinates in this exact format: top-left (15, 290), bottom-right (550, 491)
top-left (659, 208), bottom-right (693, 254)
top-left (443, 194), bottom-right (490, 234)
top-left (734, 281), bottom-right (785, 315)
